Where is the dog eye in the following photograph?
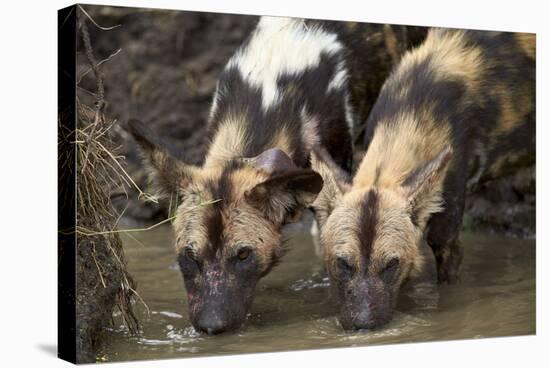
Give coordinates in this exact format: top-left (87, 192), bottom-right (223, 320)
top-left (385, 258), bottom-right (399, 270)
top-left (237, 246), bottom-right (251, 261)
top-left (178, 242), bottom-right (201, 275)
top-left (183, 242), bottom-right (200, 267)
top-left (381, 257), bottom-right (399, 282)
top-left (185, 242), bottom-right (196, 259)
top-left (283, 207), bottom-right (301, 224)
top-left (336, 256), bottom-right (354, 280)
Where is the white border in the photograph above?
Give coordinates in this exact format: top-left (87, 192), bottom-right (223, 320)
top-left (0, 0), bottom-right (546, 367)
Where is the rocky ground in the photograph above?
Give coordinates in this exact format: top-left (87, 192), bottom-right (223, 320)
top-left (465, 166), bottom-right (535, 238)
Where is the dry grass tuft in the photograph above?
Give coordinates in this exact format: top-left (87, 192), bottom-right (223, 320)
top-left (75, 102), bottom-right (143, 334)
top-left (71, 6), bottom-right (154, 339)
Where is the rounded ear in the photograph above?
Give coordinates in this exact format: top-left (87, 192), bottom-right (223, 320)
top-left (402, 147), bottom-right (453, 227)
top-left (309, 146), bottom-right (351, 228)
top-left (245, 148), bottom-right (297, 174)
top-left (126, 119), bottom-right (197, 198)
top-left (245, 168), bottom-right (323, 223)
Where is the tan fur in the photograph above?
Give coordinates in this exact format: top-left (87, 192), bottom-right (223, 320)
top-left (395, 78), bottom-right (412, 100)
top-left (204, 113), bottom-right (250, 168)
top-left (135, 95), bottom-right (324, 277)
top-left (382, 24), bottom-right (400, 64)
top-left (228, 166), bottom-right (267, 199)
top-left (300, 109), bottom-right (321, 153)
top-left (311, 28), bottom-right (533, 328)
top-left (173, 192), bottom-right (211, 252)
top-left (171, 165), bottom-right (281, 270)
top-left (411, 29), bottom-right (483, 88)
top-left (223, 201), bottom-right (283, 269)
top-left (319, 188), bottom-right (425, 282)
top-left (269, 125), bottom-right (295, 159)
top-left (394, 29), bottom-right (484, 94)
top-left (516, 33), bottom-right (536, 60)
top-left (367, 190), bottom-right (425, 280)
top-left (314, 119), bottom-right (450, 288)
top-left (311, 147), bottom-right (351, 229)
top-left (143, 148), bottom-right (198, 197)
top-left (490, 82), bottom-right (534, 139)
top-left (352, 31), bottom-right (489, 192)
top-left (313, 29), bottom-right (476, 292)
top-left (354, 110), bottom-right (452, 191)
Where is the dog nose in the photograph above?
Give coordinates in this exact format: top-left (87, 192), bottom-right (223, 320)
top-left (351, 308), bottom-right (383, 330)
top-left (196, 312), bottom-right (227, 335)
top-left (206, 327), bottom-right (221, 335)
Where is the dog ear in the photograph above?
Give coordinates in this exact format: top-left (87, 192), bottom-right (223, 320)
top-left (309, 146), bottom-right (351, 229)
top-left (402, 147), bottom-right (453, 227)
top-left (127, 119), bottom-right (197, 198)
top-left (244, 149), bottom-right (323, 223)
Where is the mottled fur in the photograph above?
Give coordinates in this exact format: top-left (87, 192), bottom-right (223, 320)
top-left (129, 16), bottom-right (359, 334)
top-left (343, 23), bottom-right (428, 144)
top-left (312, 28), bottom-right (535, 330)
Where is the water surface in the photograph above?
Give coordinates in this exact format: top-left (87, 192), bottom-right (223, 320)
top-left (98, 223), bottom-right (535, 362)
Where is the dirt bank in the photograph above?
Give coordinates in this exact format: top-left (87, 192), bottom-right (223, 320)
top-left (64, 6), bottom-right (139, 362)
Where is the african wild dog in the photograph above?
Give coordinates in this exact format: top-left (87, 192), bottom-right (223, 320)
top-left (311, 28), bottom-right (535, 330)
top-left (128, 16), bottom-right (358, 334)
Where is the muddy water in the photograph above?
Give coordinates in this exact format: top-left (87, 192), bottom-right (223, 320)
top-left (98, 222), bottom-right (535, 362)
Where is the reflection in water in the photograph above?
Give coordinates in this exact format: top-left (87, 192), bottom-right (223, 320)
top-left (98, 225), bottom-right (535, 362)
